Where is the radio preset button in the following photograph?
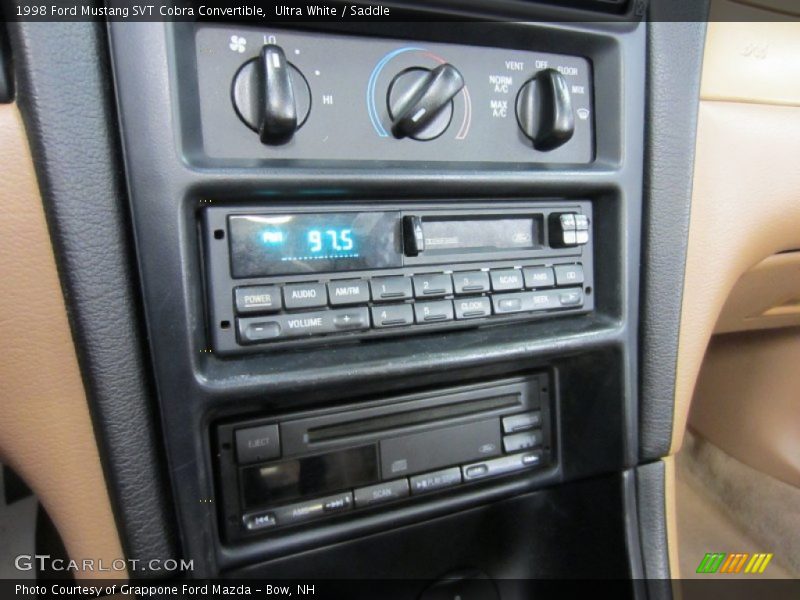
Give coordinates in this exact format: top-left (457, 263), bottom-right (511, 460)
top-left (371, 276), bottom-right (413, 302)
top-left (454, 297), bottom-right (491, 319)
top-left (490, 269), bottom-right (524, 291)
top-left (503, 431), bottom-right (542, 453)
top-left (409, 467), bottom-right (462, 494)
top-left (354, 479), bottom-right (410, 508)
top-left (523, 267), bottom-right (555, 289)
top-left (502, 411), bottom-right (541, 433)
top-left (414, 300), bottom-right (455, 323)
top-left (453, 271), bottom-right (490, 295)
top-left (235, 286), bottom-right (282, 314)
top-left (372, 304), bottom-right (414, 328)
top-left (413, 273), bottom-right (453, 298)
top-left (283, 282), bottom-right (328, 309)
top-left (328, 280), bottom-right (370, 306)
top-left (554, 264), bottom-right (584, 286)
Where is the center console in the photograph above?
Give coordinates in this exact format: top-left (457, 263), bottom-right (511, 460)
top-left (109, 6), bottom-right (646, 591)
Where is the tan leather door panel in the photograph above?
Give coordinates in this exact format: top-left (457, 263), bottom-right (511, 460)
top-left (0, 104), bottom-right (124, 579)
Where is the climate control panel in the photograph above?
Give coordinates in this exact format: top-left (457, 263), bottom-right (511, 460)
top-left (193, 26), bottom-right (594, 163)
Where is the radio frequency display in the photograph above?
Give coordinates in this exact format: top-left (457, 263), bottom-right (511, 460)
top-left (228, 212), bottom-right (402, 277)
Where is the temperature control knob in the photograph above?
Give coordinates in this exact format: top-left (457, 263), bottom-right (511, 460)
top-left (515, 69), bottom-right (575, 151)
top-left (232, 44), bottom-right (311, 145)
top-left (387, 64), bottom-right (464, 141)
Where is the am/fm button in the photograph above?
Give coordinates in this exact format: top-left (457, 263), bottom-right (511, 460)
top-left (328, 280), bottom-right (370, 305)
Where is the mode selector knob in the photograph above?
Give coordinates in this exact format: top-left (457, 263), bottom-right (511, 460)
top-left (387, 64), bottom-right (464, 141)
top-left (516, 68), bottom-right (575, 151)
top-left (232, 44), bottom-right (311, 145)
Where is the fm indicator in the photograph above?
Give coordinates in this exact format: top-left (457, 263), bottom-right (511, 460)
top-left (228, 212), bottom-right (402, 278)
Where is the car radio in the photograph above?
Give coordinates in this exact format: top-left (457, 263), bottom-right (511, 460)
top-left (215, 375), bottom-right (554, 543)
top-left (203, 201), bottom-right (593, 354)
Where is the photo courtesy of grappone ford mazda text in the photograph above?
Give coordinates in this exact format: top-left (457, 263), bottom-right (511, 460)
top-left (0, 0), bottom-right (798, 598)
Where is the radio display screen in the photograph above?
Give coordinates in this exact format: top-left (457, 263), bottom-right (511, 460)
top-left (240, 445), bottom-right (379, 509)
top-left (228, 212), bottom-right (401, 278)
top-left (423, 216), bottom-right (542, 252)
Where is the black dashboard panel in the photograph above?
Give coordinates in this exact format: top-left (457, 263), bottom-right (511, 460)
top-left (108, 14), bottom-right (647, 582)
top-left (191, 25), bottom-right (595, 163)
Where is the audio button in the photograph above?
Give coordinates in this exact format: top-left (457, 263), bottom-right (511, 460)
top-left (284, 283), bottom-right (328, 309)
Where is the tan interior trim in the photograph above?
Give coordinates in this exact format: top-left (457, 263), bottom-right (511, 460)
top-left (689, 328), bottom-right (800, 488)
top-left (703, 2), bottom-right (800, 107)
top-left (669, 7), bottom-right (800, 579)
top-left (663, 455), bottom-right (680, 580)
top-left (671, 100), bottom-right (800, 455)
top-left (0, 104), bottom-right (125, 579)
top-left (714, 252), bottom-right (800, 334)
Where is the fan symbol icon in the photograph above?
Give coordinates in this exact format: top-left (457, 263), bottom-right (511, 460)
top-left (229, 35), bottom-right (247, 53)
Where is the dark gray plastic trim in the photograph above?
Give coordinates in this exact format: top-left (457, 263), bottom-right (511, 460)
top-left (8, 20), bottom-right (177, 569)
top-left (639, 9), bottom-right (708, 460)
